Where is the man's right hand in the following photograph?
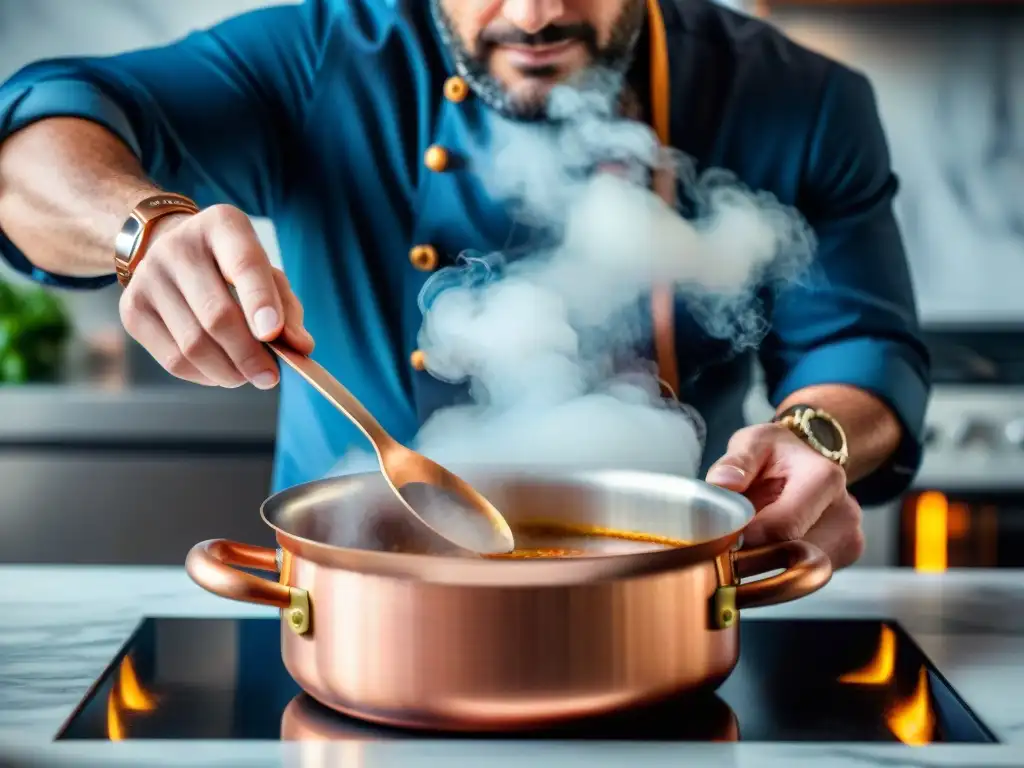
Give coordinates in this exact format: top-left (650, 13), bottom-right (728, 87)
top-left (118, 204), bottom-right (315, 389)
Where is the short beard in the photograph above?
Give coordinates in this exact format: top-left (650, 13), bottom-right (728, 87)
top-left (430, 0), bottom-right (646, 121)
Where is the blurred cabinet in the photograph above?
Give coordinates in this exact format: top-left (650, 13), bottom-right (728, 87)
top-left (0, 450), bottom-right (276, 565)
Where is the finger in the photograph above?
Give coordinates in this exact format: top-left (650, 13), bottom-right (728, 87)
top-left (203, 207), bottom-right (284, 342)
top-left (173, 249), bottom-right (279, 389)
top-left (272, 268), bottom-right (315, 354)
top-left (804, 493), bottom-right (865, 570)
top-left (743, 459), bottom-right (846, 546)
top-left (119, 290), bottom-right (213, 386)
top-left (148, 277), bottom-right (246, 388)
top-left (705, 425), bottom-right (777, 492)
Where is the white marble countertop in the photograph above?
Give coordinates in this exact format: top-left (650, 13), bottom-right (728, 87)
top-left (2, 566), bottom-right (1024, 767)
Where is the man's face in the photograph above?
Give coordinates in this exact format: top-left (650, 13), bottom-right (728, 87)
top-left (436, 0), bottom-right (646, 119)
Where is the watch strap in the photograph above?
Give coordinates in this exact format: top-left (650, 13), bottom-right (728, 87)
top-left (114, 193), bottom-right (199, 287)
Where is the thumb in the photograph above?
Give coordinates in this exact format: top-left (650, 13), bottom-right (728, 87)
top-left (705, 428), bottom-right (774, 492)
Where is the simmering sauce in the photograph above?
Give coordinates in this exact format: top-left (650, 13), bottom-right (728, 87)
top-left (486, 521), bottom-right (688, 560)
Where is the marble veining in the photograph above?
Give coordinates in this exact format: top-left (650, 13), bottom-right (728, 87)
top-left (771, 6), bottom-right (1024, 325)
top-left (3, 566), bottom-right (1024, 766)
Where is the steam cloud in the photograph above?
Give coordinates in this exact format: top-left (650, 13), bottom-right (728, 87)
top-left (330, 70), bottom-right (816, 480)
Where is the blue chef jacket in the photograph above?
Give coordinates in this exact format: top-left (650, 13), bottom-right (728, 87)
top-left (0, 0), bottom-right (931, 503)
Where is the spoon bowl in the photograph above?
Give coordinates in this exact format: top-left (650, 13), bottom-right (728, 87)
top-left (268, 341), bottom-right (515, 555)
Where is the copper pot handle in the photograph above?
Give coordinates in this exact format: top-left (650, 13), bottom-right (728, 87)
top-left (185, 539), bottom-right (311, 635)
top-left (732, 540), bottom-right (832, 609)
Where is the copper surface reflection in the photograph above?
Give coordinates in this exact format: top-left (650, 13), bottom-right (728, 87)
top-left (281, 693), bottom-right (740, 742)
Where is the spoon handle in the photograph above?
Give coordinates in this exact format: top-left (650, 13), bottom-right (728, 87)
top-left (226, 285), bottom-right (392, 449)
top-left (266, 341), bottom-right (393, 451)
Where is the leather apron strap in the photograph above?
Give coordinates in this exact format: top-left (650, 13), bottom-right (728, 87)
top-left (645, 0), bottom-right (681, 400)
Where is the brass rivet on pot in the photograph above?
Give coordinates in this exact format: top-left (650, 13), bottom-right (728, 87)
top-left (711, 585), bottom-right (737, 630)
top-left (286, 588), bottom-right (311, 635)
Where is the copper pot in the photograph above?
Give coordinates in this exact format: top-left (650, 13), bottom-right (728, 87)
top-left (186, 468), bottom-right (831, 731)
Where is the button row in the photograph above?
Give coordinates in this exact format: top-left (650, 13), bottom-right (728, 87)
top-left (410, 77), bottom-right (468, 373)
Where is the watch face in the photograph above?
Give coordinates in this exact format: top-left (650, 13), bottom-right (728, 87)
top-left (122, 217), bottom-right (142, 240)
top-left (806, 415), bottom-right (842, 452)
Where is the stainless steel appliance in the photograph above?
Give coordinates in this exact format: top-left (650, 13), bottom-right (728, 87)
top-left (897, 327), bottom-right (1024, 570)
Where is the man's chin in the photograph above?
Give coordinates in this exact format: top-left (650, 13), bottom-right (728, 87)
top-left (500, 81), bottom-right (557, 120)
top-left (491, 66), bottom-right (587, 118)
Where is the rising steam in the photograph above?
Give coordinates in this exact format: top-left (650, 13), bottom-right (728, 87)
top-left (330, 70), bottom-right (816, 480)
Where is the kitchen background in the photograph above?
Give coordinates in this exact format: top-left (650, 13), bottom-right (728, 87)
top-left (0, 0), bottom-right (1020, 568)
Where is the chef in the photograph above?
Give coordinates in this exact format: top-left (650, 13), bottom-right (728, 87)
top-left (0, 0), bottom-right (930, 569)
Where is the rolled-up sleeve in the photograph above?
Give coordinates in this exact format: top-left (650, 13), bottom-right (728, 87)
top-left (0, 0), bottom-right (328, 288)
top-left (758, 64), bottom-right (932, 505)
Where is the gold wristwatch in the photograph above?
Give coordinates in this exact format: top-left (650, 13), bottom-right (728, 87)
top-left (773, 405), bottom-right (849, 468)
top-left (114, 193), bottom-right (199, 287)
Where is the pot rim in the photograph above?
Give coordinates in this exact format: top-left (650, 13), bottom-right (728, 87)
top-left (261, 468), bottom-right (751, 586)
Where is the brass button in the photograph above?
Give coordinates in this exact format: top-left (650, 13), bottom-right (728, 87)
top-left (444, 76), bottom-right (469, 103)
top-left (424, 145), bottom-right (450, 173)
top-left (410, 350), bottom-right (427, 371)
top-left (409, 244), bottom-right (439, 272)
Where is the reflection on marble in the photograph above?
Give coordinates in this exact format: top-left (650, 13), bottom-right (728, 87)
top-left (2, 566), bottom-right (1024, 765)
top-left (771, 6), bottom-right (1024, 325)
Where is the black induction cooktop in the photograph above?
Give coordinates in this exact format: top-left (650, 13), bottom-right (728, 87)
top-left (56, 618), bottom-right (997, 744)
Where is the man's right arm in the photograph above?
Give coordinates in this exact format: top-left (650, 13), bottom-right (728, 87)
top-left (0, 117), bottom-right (159, 280)
top-left (0, 0), bottom-right (328, 386)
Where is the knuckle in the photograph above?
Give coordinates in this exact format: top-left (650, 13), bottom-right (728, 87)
top-left (822, 461), bottom-right (847, 491)
top-left (118, 290), bottom-right (147, 332)
top-left (235, 270), bottom-right (276, 302)
top-left (207, 203), bottom-right (247, 224)
top-left (196, 295), bottom-right (238, 335)
top-left (163, 352), bottom-right (191, 377)
top-left (179, 326), bottom-right (210, 360)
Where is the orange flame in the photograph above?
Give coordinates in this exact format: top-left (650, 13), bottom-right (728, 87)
top-left (915, 492), bottom-right (948, 573)
top-left (839, 625), bottom-right (896, 684)
top-left (886, 667), bottom-right (935, 745)
top-left (105, 655), bottom-right (157, 740)
top-left (106, 690), bottom-right (124, 741)
top-left (118, 656), bottom-right (155, 712)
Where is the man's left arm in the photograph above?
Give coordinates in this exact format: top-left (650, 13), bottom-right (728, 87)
top-left (758, 64), bottom-right (932, 505)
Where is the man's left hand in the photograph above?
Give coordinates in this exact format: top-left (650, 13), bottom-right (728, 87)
top-left (705, 423), bottom-right (865, 569)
